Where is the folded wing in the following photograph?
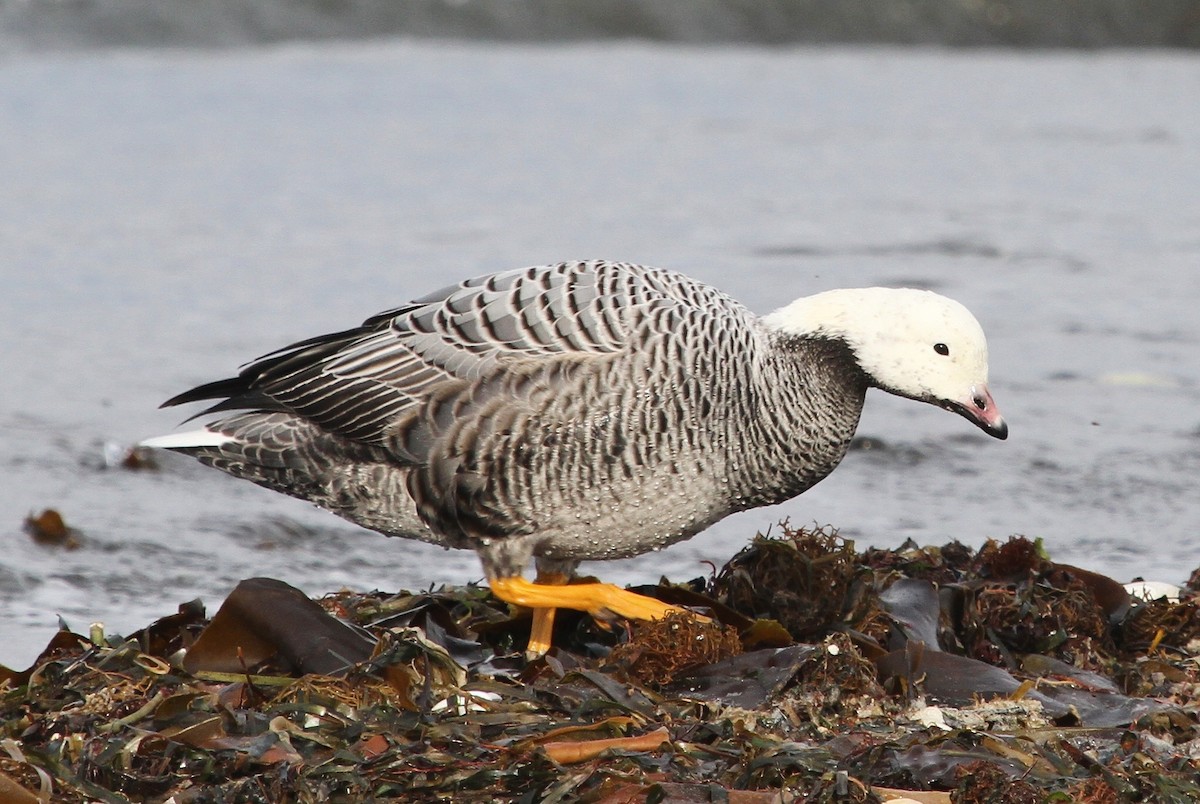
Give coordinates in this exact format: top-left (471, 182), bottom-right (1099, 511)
top-left (165, 261), bottom-right (735, 451)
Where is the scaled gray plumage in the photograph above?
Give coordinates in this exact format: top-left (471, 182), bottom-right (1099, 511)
top-left (147, 260), bottom-right (1006, 640)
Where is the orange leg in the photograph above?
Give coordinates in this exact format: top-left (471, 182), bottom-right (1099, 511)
top-left (526, 570), bottom-right (569, 658)
top-left (490, 575), bottom-right (710, 657)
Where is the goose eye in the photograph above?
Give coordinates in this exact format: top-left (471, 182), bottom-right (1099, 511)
top-left (933, 343), bottom-right (950, 356)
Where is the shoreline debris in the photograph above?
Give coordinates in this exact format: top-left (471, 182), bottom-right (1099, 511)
top-left (2, 525), bottom-right (1197, 801)
top-left (22, 509), bottom-right (82, 550)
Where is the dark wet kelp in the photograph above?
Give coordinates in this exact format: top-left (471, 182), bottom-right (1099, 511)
top-left (183, 578), bottom-right (375, 677)
top-left (2, 524), bottom-right (1197, 801)
top-left (22, 508), bottom-right (82, 550)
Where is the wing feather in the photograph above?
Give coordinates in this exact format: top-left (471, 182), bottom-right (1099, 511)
top-left (164, 260), bottom-right (747, 450)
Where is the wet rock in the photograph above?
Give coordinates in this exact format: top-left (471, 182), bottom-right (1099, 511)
top-left (23, 508), bottom-right (81, 549)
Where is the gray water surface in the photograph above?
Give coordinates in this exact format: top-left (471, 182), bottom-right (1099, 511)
top-left (3, 42), bottom-right (1199, 667)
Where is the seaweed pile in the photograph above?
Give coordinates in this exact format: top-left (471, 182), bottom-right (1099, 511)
top-left (3, 524), bottom-right (1199, 802)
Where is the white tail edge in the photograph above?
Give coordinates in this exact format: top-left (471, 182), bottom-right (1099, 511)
top-left (140, 429), bottom-right (235, 450)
